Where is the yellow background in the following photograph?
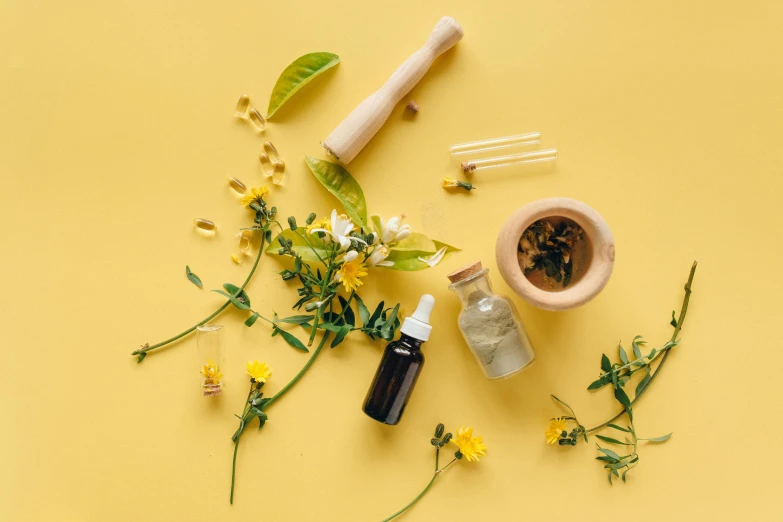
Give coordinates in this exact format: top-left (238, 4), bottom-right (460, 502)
top-left (1, 1), bottom-right (781, 520)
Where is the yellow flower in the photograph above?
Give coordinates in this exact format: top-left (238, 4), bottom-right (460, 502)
top-left (240, 186), bottom-right (269, 207)
top-left (200, 360), bottom-right (223, 384)
top-left (442, 177), bottom-right (474, 191)
top-left (246, 360), bottom-right (271, 383)
top-left (546, 417), bottom-right (568, 444)
top-left (306, 217), bottom-right (331, 233)
top-left (231, 253), bottom-right (242, 264)
top-left (450, 426), bottom-right (487, 462)
top-left (334, 258), bottom-right (368, 293)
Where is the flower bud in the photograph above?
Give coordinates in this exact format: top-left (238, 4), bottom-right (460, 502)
top-left (306, 213), bottom-right (317, 225)
top-left (277, 236), bottom-right (287, 248)
top-left (288, 216), bottom-right (297, 231)
top-left (454, 450), bottom-right (463, 460)
top-left (441, 433), bottom-right (452, 445)
top-left (434, 423), bottom-right (445, 438)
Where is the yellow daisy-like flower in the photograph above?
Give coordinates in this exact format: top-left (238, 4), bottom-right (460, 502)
top-left (335, 258), bottom-right (368, 293)
top-left (200, 360), bottom-right (223, 385)
top-left (306, 216), bottom-right (331, 233)
top-left (546, 417), bottom-right (568, 445)
top-left (240, 186), bottom-right (269, 207)
top-left (246, 360), bottom-right (271, 383)
top-left (450, 426), bottom-right (487, 462)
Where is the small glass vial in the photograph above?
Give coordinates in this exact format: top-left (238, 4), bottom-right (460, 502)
top-left (197, 325), bottom-right (224, 396)
top-left (447, 262), bottom-right (535, 379)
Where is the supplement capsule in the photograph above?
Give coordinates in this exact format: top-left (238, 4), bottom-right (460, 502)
top-left (193, 218), bottom-right (217, 236)
top-left (238, 229), bottom-right (253, 255)
top-left (228, 177), bottom-right (247, 195)
top-left (248, 108), bottom-right (266, 131)
top-left (263, 142), bottom-right (282, 163)
top-left (236, 94), bottom-right (250, 117)
top-left (259, 153), bottom-right (275, 178)
top-left (272, 160), bottom-right (286, 186)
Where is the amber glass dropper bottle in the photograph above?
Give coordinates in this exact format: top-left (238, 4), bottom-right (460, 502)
top-left (362, 295), bottom-right (435, 425)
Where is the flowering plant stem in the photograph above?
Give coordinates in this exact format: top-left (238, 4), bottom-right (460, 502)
top-left (132, 233), bottom-right (267, 362)
top-left (382, 448), bottom-right (458, 522)
top-left (585, 261), bottom-right (697, 434)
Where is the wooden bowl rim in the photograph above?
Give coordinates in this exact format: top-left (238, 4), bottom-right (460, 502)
top-left (495, 197), bottom-right (615, 311)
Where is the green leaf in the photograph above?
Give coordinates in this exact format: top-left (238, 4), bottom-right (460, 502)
top-left (632, 336), bottom-right (643, 359)
top-left (587, 378), bottom-right (606, 390)
top-left (273, 327), bottom-right (309, 352)
top-left (185, 266), bottom-right (203, 288)
top-left (266, 52), bottom-right (340, 119)
top-left (384, 240), bottom-right (461, 271)
top-left (601, 354), bottom-right (612, 373)
top-left (642, 433), bottom-right (673, 442)
top-left (212, 289), bottom-right (250, 310)
top-left (618, 343), bottom-right (629, 365)
top-left (304, 156), bottom-right (367, 225)
top-left (245, 312), bottom-right (260, 327)
top-left (381, 304), bottom-right (400, 332)
top-left (354, 294), bottom-right (370, 326)
top-left (598, 447), bottom-right (622, 461)
top-left (330, 324), bottom-right (352, 348)
top-left (223, 283), bottom-right (251, 308)
top-left (368, 301), bottom-right (384, 326)
top-left (670, 310), bottom-right (678, 327)
top-left (621, 469), bottom-right (629, 482)
top-left (596, 435), bottom-right (629, 445)
top-left (370, 215), bottom-right (384, 236)
top-left (635, 373), bottom-right (652, 397)
top-left (266, 229), bottom-right (330, 263)
top-left (607, 423), bottom-right (632, 433)
top-left (614, 386), bottom-right (631, 410)
top-left (276, 315), bottom-right (315, 325)
top-left (338, 295), bottom-right (355, 327)
top-left (391, 233), bottom-right (437, 252)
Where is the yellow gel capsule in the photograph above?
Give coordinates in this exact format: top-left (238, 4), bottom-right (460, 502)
top-left (238, 229), bottom-right (253, 255)
top-left (248, 108), bottom-right (266, 130)
top-left (193, 218), bottom-right (217, 236)
top-left (231, 253), bottom-right (242, 264)
top-left (272, 160), bottom-right (286, 186)
top-left (236, 94), bottom-right (250, 117)
top-left (259, 153), bottom-right (275, 178)
top-left (263, 142), bottom-right (281, 163)
top-left (228, 177), bottom-right (247, 195)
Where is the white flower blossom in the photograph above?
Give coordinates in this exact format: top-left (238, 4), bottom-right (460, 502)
top-left (366, 245), bottom-right (393, 267)
top-left (380, 215), bottom-right (413, 244)
top-left (418, 246), bottom-right (448, 267)
top-left (342, 250), bottom-right (359, 262)
top-left (309, 209), bottom-right (366, 251)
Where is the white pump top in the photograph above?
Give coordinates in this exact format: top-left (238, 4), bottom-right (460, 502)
top-left (400, 294), bottom-right (435, 342)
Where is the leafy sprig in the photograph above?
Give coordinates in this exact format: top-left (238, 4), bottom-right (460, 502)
top-left (548, 261), bottom-right (698, 483)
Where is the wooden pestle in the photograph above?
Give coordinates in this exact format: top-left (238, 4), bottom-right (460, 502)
top-left (322, 16), bottom-right (463, 164)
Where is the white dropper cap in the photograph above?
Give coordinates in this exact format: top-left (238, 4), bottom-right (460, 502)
top-left (400, 294), bottom-right (435, 342)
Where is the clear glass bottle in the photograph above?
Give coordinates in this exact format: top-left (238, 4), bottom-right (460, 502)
top-left (448, 262), bottom-right (535, 379)
top-left (197, 324), bottom-right (224, 396)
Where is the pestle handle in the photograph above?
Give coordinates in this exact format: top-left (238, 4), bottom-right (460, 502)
top-left (322, 16), bottom-right (463, 164)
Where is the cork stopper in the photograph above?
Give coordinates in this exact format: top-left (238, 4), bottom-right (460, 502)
top-left (461, 161), bottom-right (476, 174)
top-left (405, 100), bottom-right (419, 114)
top-left (447, 261), bottom-right (483, 283)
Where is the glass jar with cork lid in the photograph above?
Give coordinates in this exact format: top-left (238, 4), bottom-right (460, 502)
top-left (448, 262), bottom-right (535, 379)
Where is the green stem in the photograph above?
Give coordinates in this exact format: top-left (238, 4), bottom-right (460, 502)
top-left (381, 474), bottom-right (439, 522)
top-left (264, 331), bottom-right (331, 409)
top-left (132, 230), bottom-right (267, 359)
top-left (334, 291), bottom-right (355, 323)
top-left (586, 261), bottom-right (697, 433)
top-left (229, 382), bottom-right (255, 505)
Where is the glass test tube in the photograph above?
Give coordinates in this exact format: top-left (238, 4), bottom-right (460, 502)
top-left (450, 132), bottom-right (541, 157)
top-left (461, 149), bottom-right (558, 174)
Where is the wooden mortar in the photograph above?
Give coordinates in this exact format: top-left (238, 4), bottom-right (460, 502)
top-left (495, 198), bottom-right (615, 311)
